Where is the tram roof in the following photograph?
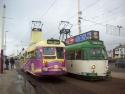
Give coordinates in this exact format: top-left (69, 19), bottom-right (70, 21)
top-left (66, 40), bottom-right (104, 50)
top-left (27, 40), bottom-right (65, 52)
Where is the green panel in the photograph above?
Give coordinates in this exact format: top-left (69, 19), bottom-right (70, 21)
top-left (66, 40), bottom-right (107, 60)
top-left (86, 73), bottom-right (97, 76)
top-left (66, 40), bottom-right (104, 50)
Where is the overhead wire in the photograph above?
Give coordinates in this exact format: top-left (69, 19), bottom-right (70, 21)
top-left (68, 0), bottom-right (124, 28)
top-left (41, 0), bottom-right (57, 18)
top-left (86, 1), bottom-right (125, 24)
top-left (67, 0), bottom-right (101, 21)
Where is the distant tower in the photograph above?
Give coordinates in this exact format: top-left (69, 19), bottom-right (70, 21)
top-left (31, 21), bottom-right (43, 44)
top-left (59, 21), bottom-right (72, 41)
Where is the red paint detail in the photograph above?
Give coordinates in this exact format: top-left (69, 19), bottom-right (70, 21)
top-left (66, 37), bottom-right (75, 45)
top-left (0, 49), bottom-right (3, 73)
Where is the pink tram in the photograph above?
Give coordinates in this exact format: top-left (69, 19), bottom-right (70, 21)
top-left (20, 39), bottom-right (66, 76)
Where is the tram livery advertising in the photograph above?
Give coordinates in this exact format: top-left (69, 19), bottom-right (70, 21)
top-left (65, 30), bottom-right (111, 79)
top-left (20, 39), bottom-right (66, 76)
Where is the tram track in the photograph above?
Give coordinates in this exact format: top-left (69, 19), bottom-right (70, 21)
top-left (18, 69), bottom-right (125, 94)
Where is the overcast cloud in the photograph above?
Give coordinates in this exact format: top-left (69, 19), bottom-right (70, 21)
top-left (0, 0), bottom-right (125, 56)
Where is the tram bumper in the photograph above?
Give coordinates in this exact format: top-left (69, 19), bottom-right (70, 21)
top-left (42, 71), bottom-right (66, 75)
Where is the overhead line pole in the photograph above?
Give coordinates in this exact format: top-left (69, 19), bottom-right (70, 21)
top-left (77, 0), bottom-right (82, 34)
top-left (0, 4), bottom-right (6, 74)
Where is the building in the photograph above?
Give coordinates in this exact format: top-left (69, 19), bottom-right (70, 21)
top-left (107, 50), bottom-right (113, 59)
top-left (113, 44), bottom-right (125, 59)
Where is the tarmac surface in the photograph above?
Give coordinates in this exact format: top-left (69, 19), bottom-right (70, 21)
top-left (0, 63), bottom-right (125, 94)
top-left (0, 70), bottom-right (24, 94)
top-left (109, 63), bottom-right (125, 79)
top-left (20, 70), bottom-right (125, 94)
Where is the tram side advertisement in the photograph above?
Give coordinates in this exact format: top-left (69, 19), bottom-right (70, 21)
top-left (65, 30), bottom-right (99, 45)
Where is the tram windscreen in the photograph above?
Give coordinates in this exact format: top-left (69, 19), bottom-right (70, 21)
top-left (43, 47), bottom-right (55, 55)
top-left (43, 47), bottom-right (64, 59)
top-left (89, 48), bottom-right (107, 60)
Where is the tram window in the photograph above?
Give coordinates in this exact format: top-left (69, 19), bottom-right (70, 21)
top-left (89, 48), bottom-right (108, 60)
top-left (81, 50), bottom-right (85, 60)
top-left (76, 50), bottom-right (81, 60)
top-left (29, 51), bottom-right (35, 59)
top-left (56, 47), bottom-right (64, 59)
top-left (35, 49), bottom-right (42, 59)
top-left (20, 56), bottom-right (24, 59)
top-left (91, 48), bottom-right (101, 56)
top-left (25, 52), bottom-right (28, 59)
top-left (102, 48), bottom-right (108, 59)
top-left (27, 52), bottom-right (31, 58)
top-left (66, 51), bottom-right (70, 59)
top-left (43, 47), bottom-right (55, 55)
top-left (69, 51), bottom-right (75, 60)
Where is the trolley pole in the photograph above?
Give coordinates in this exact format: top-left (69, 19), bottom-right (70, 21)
top-left (0, 4), bottom-right (6, 74)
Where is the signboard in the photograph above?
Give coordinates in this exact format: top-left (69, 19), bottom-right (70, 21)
top-left (65, 30), bottom-right (99, 45)
top-left (65, 37), bottom-right (75, 44)
top-left (91, 31), bottom-right (99, 40)
top-left (47, 39), bottom-right (60, 45)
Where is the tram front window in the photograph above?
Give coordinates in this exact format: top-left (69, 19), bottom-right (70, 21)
top-left (90, 48), bottom-right (107, 60)
top-left (43, 47), bottom-right (56, 59)
top-left (43, 47), bottom-right (55, 55)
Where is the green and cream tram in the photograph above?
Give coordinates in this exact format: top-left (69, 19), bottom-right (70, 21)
top-left (65, 30), bottom-right (111, 79)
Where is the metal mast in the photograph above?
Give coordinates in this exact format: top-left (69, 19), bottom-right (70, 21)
top-left (77, 0), bottom-right (82, 34)
top-left (0, 4), bottom-right (6, 73)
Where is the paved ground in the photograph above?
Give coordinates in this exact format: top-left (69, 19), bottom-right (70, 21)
top-left (111, 72), bottom-right (125, 79)
top-left (0, 63), bottom-right (125, 94)
top-left (109, 63), bottom-right (125, 72)
top-left (109, 63), bottom-right (125, 79)
top-left (20, 70), bottom-right (125, 94)
top-left (0, 70), bottom-right (24, 94)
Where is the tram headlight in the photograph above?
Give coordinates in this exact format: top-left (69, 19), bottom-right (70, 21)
top-left (91, 65), bottom-right (96, 69)
top-left (43, 67), bottom-right (48, 71)
top-left (62, 67), bottom-right (67, 71)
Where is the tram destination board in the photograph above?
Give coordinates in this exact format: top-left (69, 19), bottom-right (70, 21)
top-left (47, 39), bottom-right (60, 44)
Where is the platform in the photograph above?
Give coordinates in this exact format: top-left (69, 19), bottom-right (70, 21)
top-left (0, 70), bottom-right (24, 94)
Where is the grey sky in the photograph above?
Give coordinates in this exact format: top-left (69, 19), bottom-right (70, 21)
top-left (0, 0), bottom-right (125, 56)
